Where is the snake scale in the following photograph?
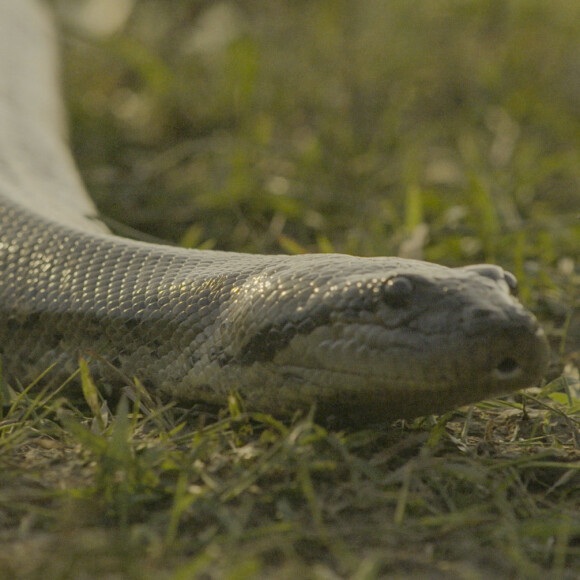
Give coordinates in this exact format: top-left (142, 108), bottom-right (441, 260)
top-left (0, 1), bottom-right (549, 422)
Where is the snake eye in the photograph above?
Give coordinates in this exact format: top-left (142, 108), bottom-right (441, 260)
top-left (382, 276), bottom-right (413, 308)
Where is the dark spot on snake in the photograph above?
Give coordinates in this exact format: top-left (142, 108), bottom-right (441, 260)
top-left (201, 349), bottom-right (233, 368)
top-left (19, 312), bottom-right (41, 330)
top-left (215, 352), bottom-right (234, 367)
top-left (149, 338), bottom-right (163, 350)
top-left (240, 304), bottom-right (332, 364)
top-left (125, 319), bottom-right (140, 331)
top-left (48, 332), bottom-right (63, 348)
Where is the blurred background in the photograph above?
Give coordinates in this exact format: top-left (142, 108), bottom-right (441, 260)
top-left (56, 0), bottom-right (580, 335)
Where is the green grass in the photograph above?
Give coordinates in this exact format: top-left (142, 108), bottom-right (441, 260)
top-left (1, 0), bottom-right (580, 577)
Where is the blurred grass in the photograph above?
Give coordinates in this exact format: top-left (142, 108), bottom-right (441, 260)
top-left (62, 0), bottom-right (580, 268)
top-left (1, 0), bottom-right (579, 578)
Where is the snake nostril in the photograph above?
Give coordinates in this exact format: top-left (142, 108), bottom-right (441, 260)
top-left (496, 357), bottom-right (520, 377)
top-left (503, 271), bottom-right (519, 296)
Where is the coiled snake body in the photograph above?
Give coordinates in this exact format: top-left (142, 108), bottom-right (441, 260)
top-left (0, 1), bottom-right (549, 422)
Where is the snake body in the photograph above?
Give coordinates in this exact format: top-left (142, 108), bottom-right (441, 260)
top-left (0, 1), bottom-right (549, 422)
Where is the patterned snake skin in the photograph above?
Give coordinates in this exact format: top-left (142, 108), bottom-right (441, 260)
top-left (0, 1), bottom-right (549, 422)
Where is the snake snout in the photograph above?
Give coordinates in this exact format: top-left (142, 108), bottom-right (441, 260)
top-left (486, 323), bottom-right (549, 391)
top-left (462, 264), bottom-right (519, 296)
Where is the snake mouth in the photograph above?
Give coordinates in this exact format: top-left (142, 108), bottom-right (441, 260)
top-left (267, 315), bottom-right (550, 419)
top-left (272, 326), bottom-right (550, 424)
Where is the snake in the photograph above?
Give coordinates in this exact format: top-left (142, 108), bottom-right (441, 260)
top-left (0, 0), bottom-right (550, 422)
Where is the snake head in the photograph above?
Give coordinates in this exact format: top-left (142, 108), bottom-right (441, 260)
top-left (205, 256), bottom-right (549, 422)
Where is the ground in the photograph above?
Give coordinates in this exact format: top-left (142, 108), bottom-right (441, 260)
top-left (1, 1), bottom-right (579, 578)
